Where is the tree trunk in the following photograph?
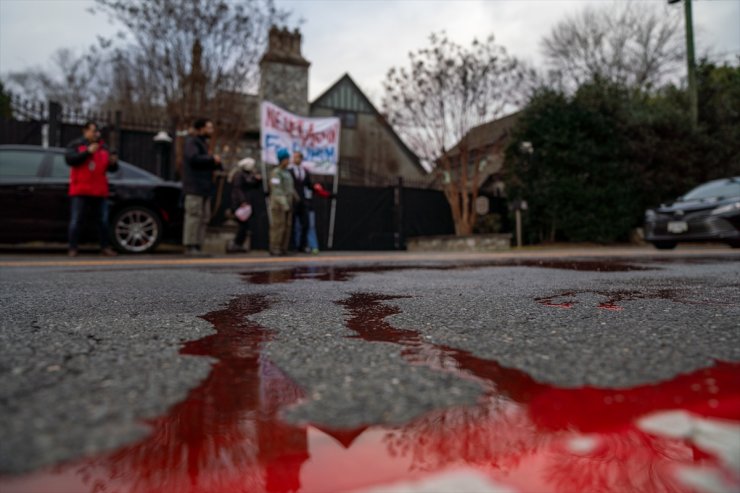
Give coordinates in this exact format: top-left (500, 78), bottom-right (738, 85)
top-left (442, 149), bottom-right (479, 237)
top-left (460, 145), bottom-right (470, 236)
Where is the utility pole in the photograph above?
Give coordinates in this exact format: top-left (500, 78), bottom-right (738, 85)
top-left (670, 0), bottom-right (698, 130)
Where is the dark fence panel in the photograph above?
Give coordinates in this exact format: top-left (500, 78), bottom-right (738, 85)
top-left (328, 185), bottom-right (396, 250)
top-left (403, 187), bottom-right (455, 238)
top-left (248, 195), bottom-right (271, 250)
top-left (60, 123), bottom-right (82, 148)
top-left (0, 119), bottom-right (43, 145)
top-left (119, 129), bottom-right (158, 174)
top-left (210, 182), bottom-right (452, 251)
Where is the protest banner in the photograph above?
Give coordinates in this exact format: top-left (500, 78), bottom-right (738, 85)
top-left (260, 101), bottom-right (341, 175)
top-left (260, 101), bottom-right (342, 248)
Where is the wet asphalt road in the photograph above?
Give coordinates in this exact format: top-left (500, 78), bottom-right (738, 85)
top-left (1, 249), bottom-right (739, 475)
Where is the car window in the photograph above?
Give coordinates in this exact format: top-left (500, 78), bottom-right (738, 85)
top-left (47, 154), bottom-right (161, 182)
top-left (0, 150), bottom-right (44, 178)
top-left (683, 180), bottom-right (740, 201)
top-left (111, 162), bottom-right (161, 181)
top-left (49, 153), bottom-right (71, 179)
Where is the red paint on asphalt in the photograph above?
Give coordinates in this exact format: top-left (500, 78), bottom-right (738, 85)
top-left (598, 302), bottom-right (624, 311)
top-left (536, 287), bottom-right (736, 311)
top-left (2, 293), bottom-right (739, 493)
top-left (538, 300), bottom-right (576, 309)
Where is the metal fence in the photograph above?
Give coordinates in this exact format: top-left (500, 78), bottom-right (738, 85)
top-left (1, 96), bottom-right (177, 180)
top-left (212, 179), bottom-right (455, 251)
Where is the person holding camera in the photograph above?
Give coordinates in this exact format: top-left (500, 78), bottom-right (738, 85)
top-left (182, 118), bottom-right (222, 255)
top-left (64, 121), bottom-right (119, 257)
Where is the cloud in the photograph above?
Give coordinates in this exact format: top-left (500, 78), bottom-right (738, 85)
top-left (285, 0), bottom-right (739, 104)
top-left (1, 0), bottom-right (737, 104)
top-left (0, 0), bottom-right (106, 75)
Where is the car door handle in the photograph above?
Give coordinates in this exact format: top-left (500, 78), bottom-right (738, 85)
top-left (16, 186), bottom-right (35, 193)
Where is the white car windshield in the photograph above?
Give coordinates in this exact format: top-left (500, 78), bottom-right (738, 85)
top-left (682, 180), bottom-right (740, 201)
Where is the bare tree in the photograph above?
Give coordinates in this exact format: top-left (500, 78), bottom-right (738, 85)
top-left (4, 47), bottom-right (106, 107)
top-left (5, 1), bottom-right (287, 123)
top-left (383, 33), bottom-right (527, 235)
top-left (541, 2), bottom-right (684, 91)
top-left (93, 1), bottom-right (289, 134)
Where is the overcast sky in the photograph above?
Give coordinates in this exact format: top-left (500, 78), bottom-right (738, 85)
top-left (1, 0), bottom-right (738, 105)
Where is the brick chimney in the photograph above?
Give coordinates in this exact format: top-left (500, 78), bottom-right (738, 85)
top-left (259, 27), bottom-right (310, 115)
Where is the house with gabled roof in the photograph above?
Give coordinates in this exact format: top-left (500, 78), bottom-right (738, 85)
top-left (309, 74), bottom-right (430, 187)
top-left (427, 111), bottom-right (521, 194)
top-left (251, 28), bottom-right (430, 188)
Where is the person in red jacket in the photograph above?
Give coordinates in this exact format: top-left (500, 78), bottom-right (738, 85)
top-left (64, 121), bottom-right (119, 257)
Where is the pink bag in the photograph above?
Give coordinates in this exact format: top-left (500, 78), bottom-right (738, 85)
top-left (235, 204), bottom-right (252, 222)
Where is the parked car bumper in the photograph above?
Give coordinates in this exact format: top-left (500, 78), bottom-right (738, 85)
top-left (645, 215), bottom-right (740, 242)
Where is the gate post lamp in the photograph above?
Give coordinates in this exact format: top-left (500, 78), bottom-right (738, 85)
top-left (153, 131), bottom-right (173, 179)
top-left (515, 141), bottom-right (534, 248)
top-left (669, 0), bottom-right (698, 130)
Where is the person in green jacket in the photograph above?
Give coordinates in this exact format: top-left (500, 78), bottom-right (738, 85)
top-left (269, 148), bottom-right (298, 255)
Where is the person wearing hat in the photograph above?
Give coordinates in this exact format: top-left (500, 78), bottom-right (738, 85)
top-left (269, 148), bottom-right (299, 255)
top-left (226, 157), bottom-right (262, 253)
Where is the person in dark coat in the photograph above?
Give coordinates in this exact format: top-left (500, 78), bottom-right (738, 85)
top-left (288, 151), bottom-right (331, 254)
top-left (182, 118), bottom-right (221, 255)
top-left (227, 157), bottom-right (262, 253)
top-left (64, 121), bottom-right (119, 257)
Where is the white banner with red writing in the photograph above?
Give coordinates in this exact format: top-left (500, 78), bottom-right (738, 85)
top-left (260, 101), bottom-right (341, 175)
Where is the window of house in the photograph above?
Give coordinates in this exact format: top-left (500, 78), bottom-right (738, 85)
top-left (335, 111), bottom-right (358, 129)
top-left (0, 150), bottom-right (44, 178)
top-left (340, 160), bottom-right (351, 180)
top-left (339, 157), bottom-right (360, 180)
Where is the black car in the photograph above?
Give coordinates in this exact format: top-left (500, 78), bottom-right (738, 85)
top-left (0, 145), bottom-right (183, 253)
top-left (644, 177), bottom-right (740, 249)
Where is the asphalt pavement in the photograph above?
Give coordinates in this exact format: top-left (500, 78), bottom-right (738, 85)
top-left (1, 247), bottom-right (739, 492)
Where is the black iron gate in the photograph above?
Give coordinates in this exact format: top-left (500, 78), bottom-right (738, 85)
top-left (2, 97), bottom-right (174, 179)
top-left (213, 180), bottom-right (455, 251)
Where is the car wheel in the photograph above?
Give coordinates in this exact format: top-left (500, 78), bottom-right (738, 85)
top-left (111, 206), bottom-right (162, 254)
top-left (651, 241), bottom-right (677, 250)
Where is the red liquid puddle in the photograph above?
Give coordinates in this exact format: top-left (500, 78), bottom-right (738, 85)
top-left (535, 288), bottom-right (736, 311)
top-left (3, 293), bottom-right (739, 493)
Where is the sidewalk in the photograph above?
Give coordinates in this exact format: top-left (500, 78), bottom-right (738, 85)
top-left (1, 244), bottom-right (737, 269)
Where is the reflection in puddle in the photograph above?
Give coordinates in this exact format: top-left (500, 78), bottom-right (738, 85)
top-left (2, 293), bottom-right (739, 493)
top-left (242, 266), bottom-right (358, 284)
top-left (241, 259), bottom-right (651, 285)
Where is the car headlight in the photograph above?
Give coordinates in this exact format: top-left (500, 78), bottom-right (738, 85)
top-left (710, 202), bottom-right (740, 215)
